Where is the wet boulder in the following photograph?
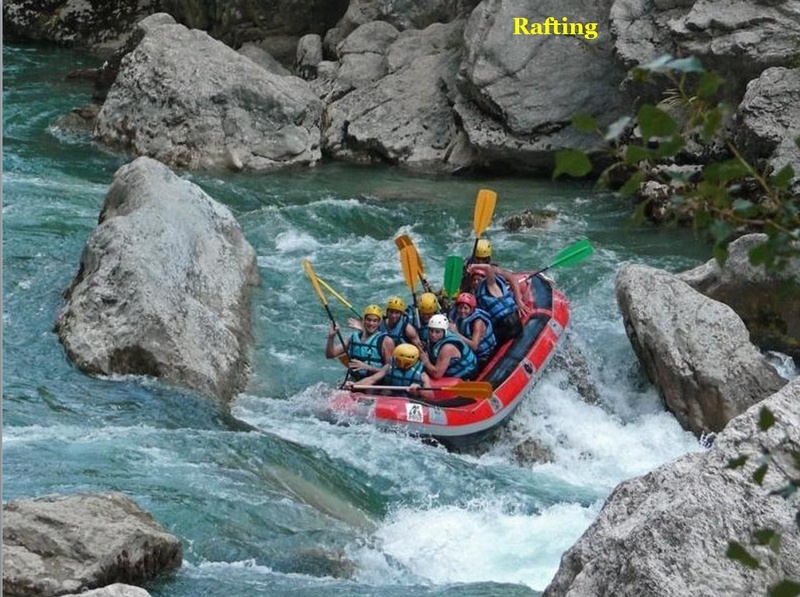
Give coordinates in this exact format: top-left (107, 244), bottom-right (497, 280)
top-left (323, 20), bottom-right (468, 171)
top-left (333, 21), bottom-right (399, 93)
top-left (502, 209), bottom-right (558, 232)
top-left (238, 43), bottom-right (292, 76)
top-left (735, 67), bottom-right (800, 186)
top-left (615, 263), bottom-right (786, 435)
top-left (2, 0), bottom-right (157, 50)
top-left (160, 0), bottom-right (347, 55)
top-left (327, 0), bottom-right (481, 46)
top-left (94, 14), bottom-right (322, 172)
top-left (3, 492), bottom-right (181, 597)
top-left (295, 34), bottom-right (323, 80)
top-left (458, 0), bottom-right (627, 173)
top-left (55, 156), bottom-right (259, 402)
top-left (611, 0), bottom-right (800, 98)
top-left (64, 584), bottom-right (151, 597)
top-left (544, 377), bottom-right (800, 597)
top-left (680, 233), bottom-right (800, 365)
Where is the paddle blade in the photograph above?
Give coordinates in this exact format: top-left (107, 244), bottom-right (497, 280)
top-left (303, 259), bottom-right (328, 305)
top-left (399, 245), bottom-right (419, 293)
top-left (444, 255), bottom-right (463, 299)
top-left (473, 189), bottom-right (497, 237)
top-left (433, 381), bottom-right (493, 399)
top-left (394, 234), bottom-right (412, 250)
top-left (550, 239), bottom-right (594, 269)
top-left (396, 234), bottom-right (425, 277)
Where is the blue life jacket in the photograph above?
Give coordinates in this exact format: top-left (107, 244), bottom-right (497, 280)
top-left (457, 308), bottom-right (497, 360)
top-left (475, 275), bottom-right (517, 323)
top-left (348, 330), bottom-right (387, 380)
top-left (431, 332), bottom-right (477, 379)
top-left (381, 311), bottom-right (411, 345)
top-left (384, 359), bottom-right (425, 387)
top-left (417, 325), bottom-right (431, 345)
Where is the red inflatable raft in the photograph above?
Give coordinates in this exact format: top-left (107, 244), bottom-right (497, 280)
top-left (325, 273), bottom-right (569, 450)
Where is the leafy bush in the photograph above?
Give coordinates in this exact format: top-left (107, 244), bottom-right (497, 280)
top-left (553, 55), bottom-right (800, 273)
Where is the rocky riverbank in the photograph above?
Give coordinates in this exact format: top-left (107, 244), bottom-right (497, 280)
top-left (5, 0), bottom-right (799, 179)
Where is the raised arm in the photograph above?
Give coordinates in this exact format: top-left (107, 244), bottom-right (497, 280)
top-left (325, 324), bottom-right (347, 359)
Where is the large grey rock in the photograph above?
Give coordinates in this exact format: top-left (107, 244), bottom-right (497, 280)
top-left (2, 0), bottom-right (158, 50)
top-left (3, 492), bottom-right (181, 597)
top-left (544, 377), bottom-right (800, 597)
top-left (160, 0), bottom-right (348, 48)
top-left (55, 157), bottom-right (259, 402)
top-left (611, 0), bottom-right (800, 98)
top-left (615, 264), bottom-right (786, 434)
top-left (94, 14), bottom-right (322, 172)
top-left (680, 233), bottom-right (800, 364)
top-left (675, 0), bottom-right (800, 96)
top-left (238, 43), bottom-right (292, 76)
top-left (295, 34), bottom-right (324, 79)
top-left (459, 0), bottom-right (627, 172)
top-left (735, 67), bottom-right (800, 182)
top-left (64, 584), bottom-right (151, 597)
top-left (333, 21), bottom-right (399, 92)
top-left (610, 0), bottom-right (693, 68)
top-left (331, 0), bottom-right (480, 40)
top-left (323, 20), bottom-right (468, 171)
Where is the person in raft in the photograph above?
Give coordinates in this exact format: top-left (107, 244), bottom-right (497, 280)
top-left (345, 343), bottom-right (431, 395)
top-left (347, 296), bottom-right (420, 345)
top-left (412, 292), bottom-right (441, 350)
top-left (450, 292), bottom-right (497, 368)
top-left (419, 314), bottom-right (477, 380)
top-left (467, 259), bottom-right (534, 345)
top-left (468, 238), bottom-right (533, 307)
top-left (382, 295), bottom-right (421, 345)
top-left (326, 304), bottom-right (395, 381)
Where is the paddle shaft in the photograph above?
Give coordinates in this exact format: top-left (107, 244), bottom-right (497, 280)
top-left (316, 276), bottom-right (361, 318)
top-left (304, 259), bottom-right (351, 375)
top-left (352, 381), bottom-right (492, 399)
top-left (526, 239), bottom-right (594, 279)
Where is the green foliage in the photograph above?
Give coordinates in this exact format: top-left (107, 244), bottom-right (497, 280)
top-left (759, 406), bottom-right (777, 431)
top-left (771, 580), bottom-right (800, 597)
top-left (553, 54), bottom-right (800, 273)
top-left (727, 455), bottom-right (748, 469)
top-left (721, 406), bottom-right (800, 591)
top-left (726, 541), bottom-right (760, 569)
top-left (553, 149), bottom-right (592, 179)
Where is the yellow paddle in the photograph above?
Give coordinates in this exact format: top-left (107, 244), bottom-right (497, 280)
top-left (303, 259), bottom-right (349, 366)
top-left (394, 234), bottom-right (431, 291)
top-left (315, 275), bottom-right (361, 318)
top-left (470, 189), bottom-right (497, 260)
top-left (399, 244), bottom-right (422, 326)
top-left (352, 381), bottom-right (493, 400)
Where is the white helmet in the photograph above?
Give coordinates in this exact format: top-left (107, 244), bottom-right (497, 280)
top-left (428, 314), bottom-right (449, 330)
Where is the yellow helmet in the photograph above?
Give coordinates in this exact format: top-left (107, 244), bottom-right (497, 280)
top-left (475, 239), bottom-right (492, 259)
top-left (363, 304), bottom-right (383, 319)
top-left (386, 295), bottom-right (406, 313)
top-left (418, 292), bottom-right (439, 314)
top-left (393, 343), bottom-right (420, 370)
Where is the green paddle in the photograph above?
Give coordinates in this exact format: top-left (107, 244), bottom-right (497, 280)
top-left (528, 239), bottom-right (594, 279)
top-left (444, 255), bottom-right (464, 299)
